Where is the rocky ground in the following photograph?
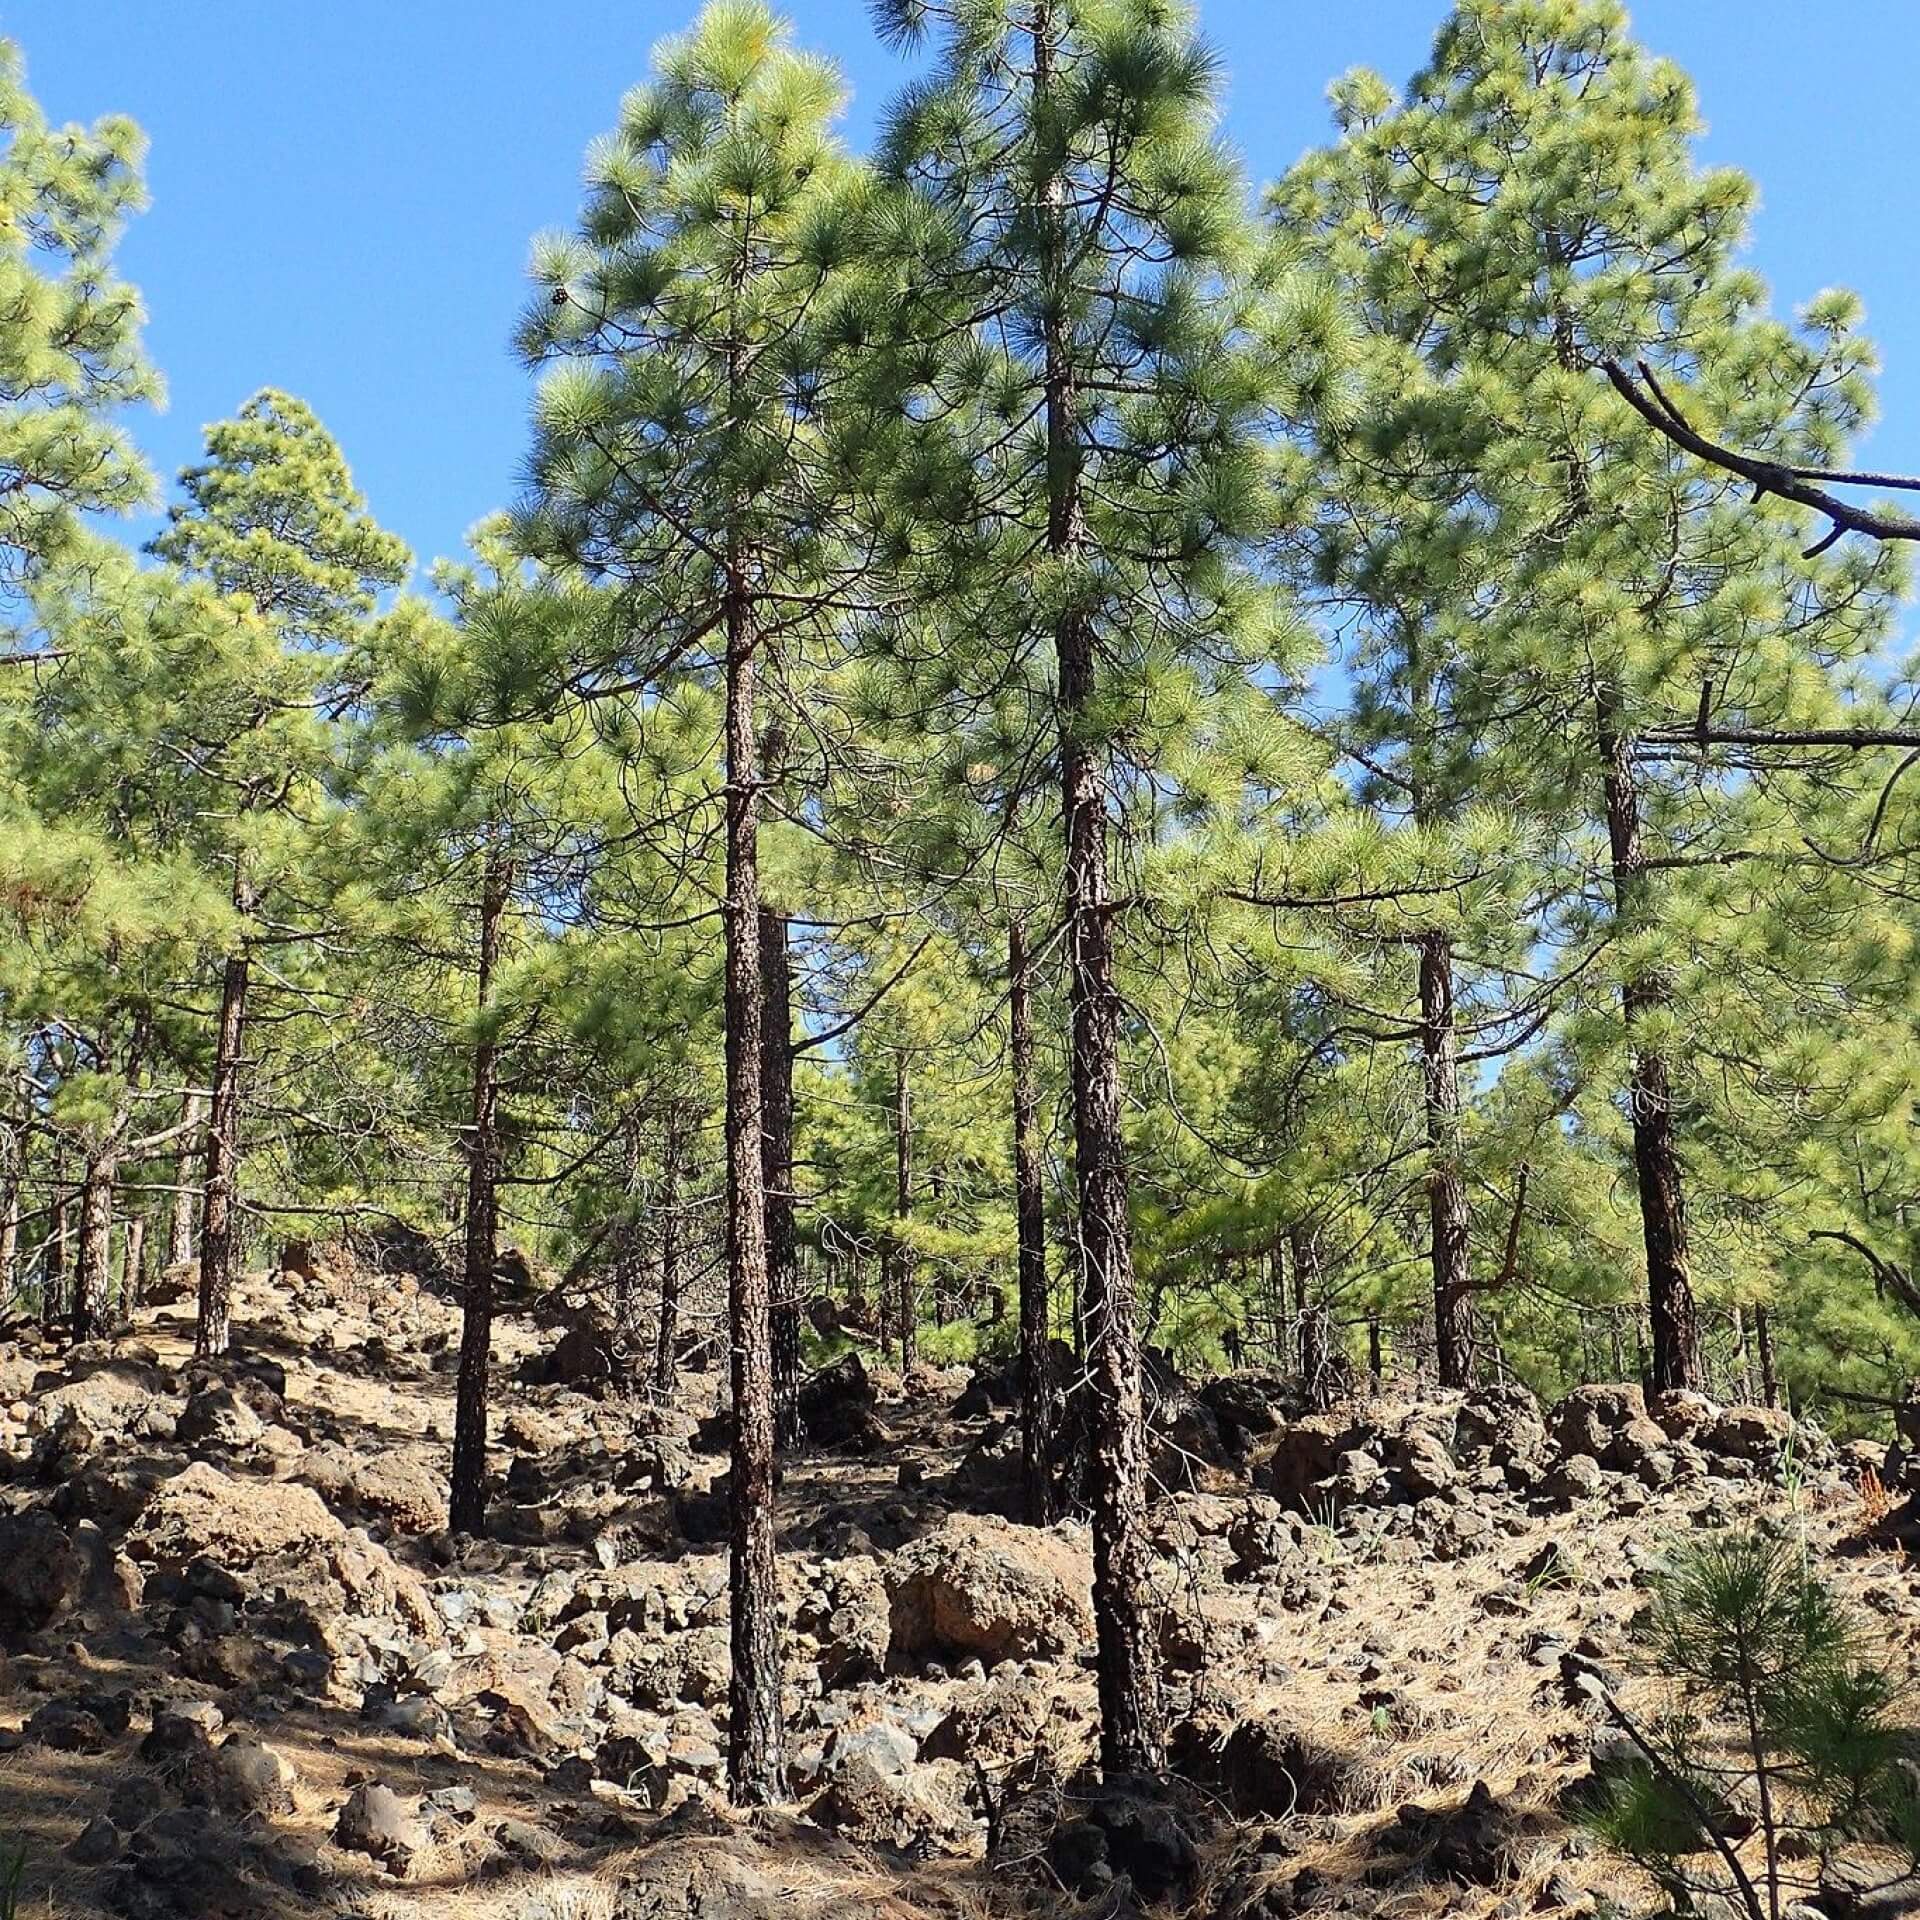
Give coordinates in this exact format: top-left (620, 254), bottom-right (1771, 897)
top-left (0, 1256), bottom-right (1911, 1920)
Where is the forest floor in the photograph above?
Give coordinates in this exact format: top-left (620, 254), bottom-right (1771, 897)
top-left (0, 1255), bottom-right (1913, 1920)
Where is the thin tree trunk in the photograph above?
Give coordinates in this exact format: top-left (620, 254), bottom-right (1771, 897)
top-left (1598, 693), bottom-right (1702, 1393)
top-left (71, 1151), bottom-right (116, 1343)
top-left (1267, 1240), bottom-right (1286, 1368)
top-left (1755, 1305), bottom-right (1779, 1410)
top-left (41, 1149), bottom-right (68, 1337)
top-left (1010, 923), bottom-right (1054, 1525)
top-left (1292, 1223), bottom-right (1331, 1412)
top-left (1729, 1303), bottom-right (1753, 1404)
top-left (1035, 1), bottom-right (1162, 1773)
top-left (613, 1122), bottom-right (644, 1358)
top-left (0, 1118), bottom-right (18, 1302)
top-left (450, 844), bottom-right (508, 1539)
top-left (891, 1054), bottom-right (915, 1375)
top-left (1549, 287), bottom-right (1701, 1398)
top-left (654, 1112), bottom-right (683, 1399)
top-left (120, 1211), bottom-right (147, 1320)
top-left (167, 1091), bottom-right (205, 1270)
top-left (196, 925), bottom-right (253, 1358)
top-left (1420, 930), bottom-right (1475, 1387)
top-left (722, 563), bottom-right (783, 1806)
top-left (760, 906), bottom-right (801, 1449)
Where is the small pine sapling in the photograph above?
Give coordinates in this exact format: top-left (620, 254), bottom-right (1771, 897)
top-left (1581, 1527), bottom-right (1920, 1919)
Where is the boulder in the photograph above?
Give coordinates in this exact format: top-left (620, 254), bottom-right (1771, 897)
top-left (175, 1386), bottom-right (266, 1451)
top-left (335, 1781), bottom-right (420, 1873)
top-left (1703, 1405), bottom-right (1795, 1464)
top-left (798, 1352), bottom-right (883, 1449)
top-left (1548, 1384), bottom-right (1647, 1461)
top-left (295, 1442), bottom-right (449, 1536)
top-left (1262, 1416), bottom-right (1346, 1507)
top-left (886, 1513), bottom-right (1093, 1665)
top-left (129, 1460), bottom-right (342, 1570)
top-left (0, 1511), bottom-right (83, 1631)
top-left (1455, 1384), bottom-right (1548, 1465)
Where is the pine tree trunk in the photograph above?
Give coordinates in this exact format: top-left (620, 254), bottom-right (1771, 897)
top-left (654, 1115), bottom-right (683, 1399)
top-left (1036, 15), bottom-right (1161, 1769)
top-left (120, 1211), bottom-right (147, 1320)
top-left (1420, 931), bottom-right (1475, 1387)
top-left (167, 1091), bottom-right (205, 1270)
top-left (196, 942), bottom-right (252, 1358)
top-left (1729, 1303), bottom-right (1753, 1404)
top-left (722, 568), bottom-right (784, 1807)
top-left (450, 845), bottom-right (508, 1539)
top-left (613, 1124), bottom-right (643, 1360)
top-left (0, 1119), bottom-right (18, 1302)
top-left (1292, 1224), bottom-right (1331, 1412)
top-left (71, 1151), bottom-right (116, 1343)
top-left (1755, 1305), bottom-right (1778, 1410)
top-left (892, 1055), bottom-right (915, 1375)
top-left (759, 906), bottom-right (801, 1449)
top-left (41, 1152), bottom-right (68, 1336)
top-left (1598, 697), bottom-right (1701, 1392)
top-left (1010, 923), bottom-right (1054, 1525)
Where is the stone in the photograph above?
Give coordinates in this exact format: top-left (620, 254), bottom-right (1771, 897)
top-left (0, 1511), bottom-right (82, 1631)
top-left (798, 1352), bottom-right (883, 1449)
top-left (1548, 1384), bottom-right (1647, 1461)
top-left (335, 1781), bottom-right (420, 1873)
top-left (67, 1813), bottom-right (122, 1864)
top-left (886, 1513), bottom-right (1094, 1665)
top-left (174, 1386), bottom-right (266, 1451)
top-left (1544, 1454), bottom-right (1606, 1505)
top-left (212, 1736), bottom-right (297, 1817)
top-left (129, 1460), bottom-right (343, 1569)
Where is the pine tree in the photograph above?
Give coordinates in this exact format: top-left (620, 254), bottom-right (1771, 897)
top-left (0, 39), bottom-right (156, 617)
top-left (872, 0), bottom-right (1342, 1766)
top-left (151, 390), bottom-right (407, 1355)
top-left (515, 0), bottom-right (881, 1803)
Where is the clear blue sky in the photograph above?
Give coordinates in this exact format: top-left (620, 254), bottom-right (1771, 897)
top-left (8, 2), bottom-right (1917, 580)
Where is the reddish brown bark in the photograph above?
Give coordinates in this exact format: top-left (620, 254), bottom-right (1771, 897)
top-left (195, 937), bottom-right (252, 1358)
top-left (723, 572), bottom-right (784, 1806)
top-left (1598, 696), bottom-right (1701, 1393)
top-left (1010, 924), bottom-right (1054, 1525)
top-left (450, 844), bottom-right (509, 1538)
top-left (759, 906), bottom-right (800, 1448)
top-left (1420, 931), bottom-right (1475, 1388)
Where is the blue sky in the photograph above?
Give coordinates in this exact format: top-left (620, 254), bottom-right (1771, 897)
top-left (8, 2), bottom-right (1917, 579)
